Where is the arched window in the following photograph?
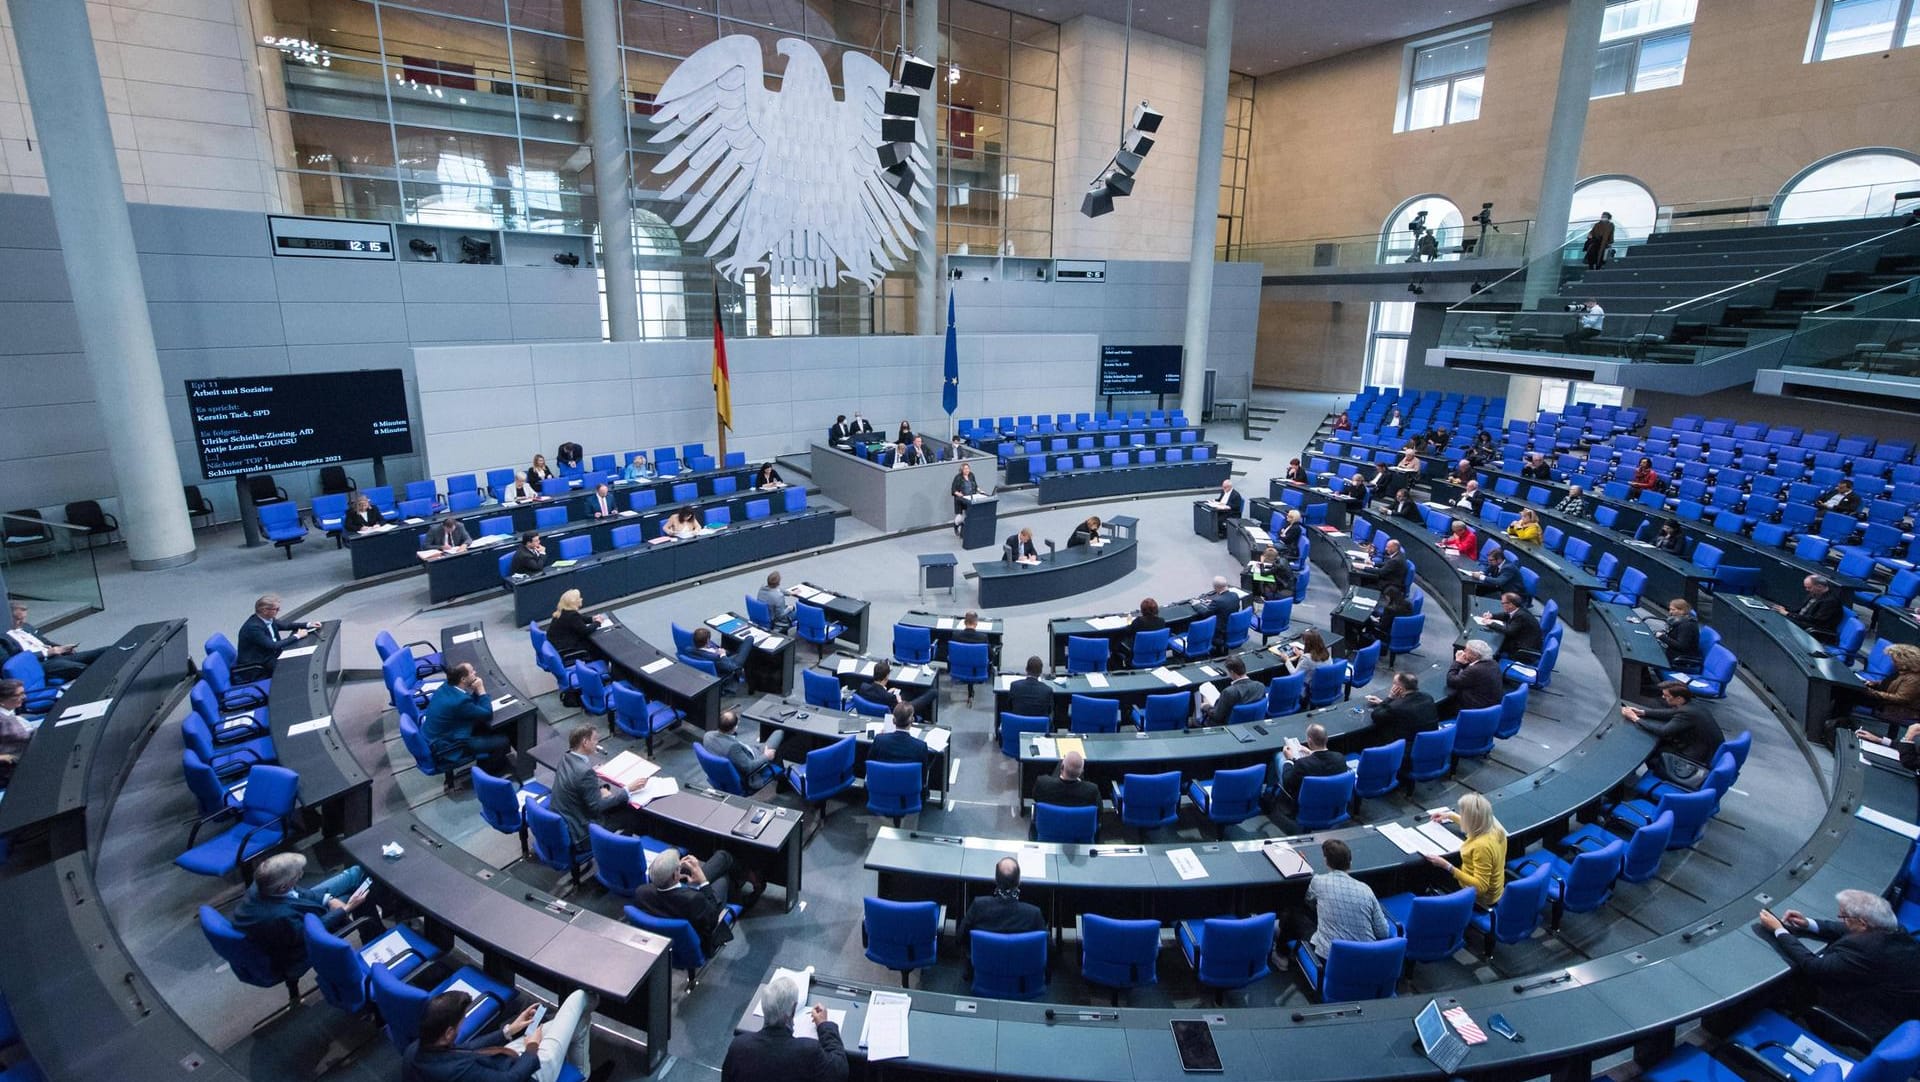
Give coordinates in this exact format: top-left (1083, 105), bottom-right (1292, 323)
top-left (1568, 175), bottom-right (1659, 244)
top-left (1775, 149), bottom-right (1920, 224)
top-left (1379, 195), bottom-right (1464, 263)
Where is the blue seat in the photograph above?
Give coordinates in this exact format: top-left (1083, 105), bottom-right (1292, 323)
top-left (304, 911), bottom-right (437, 1015)
top-left (1609, 785), bottom-right (1718, 849)
top-left (366, 944), bottom-right (512, 1051)
top-left (199, 904), bottom-right (304, 1005)
top-left (1293, 936), bottom-right (1405, 1002)
top-left (1379, 886), bottom-right (1476, 963)
top-left (1079, 914), bottom-right (1161, 1005)
top-left (1069, 694), bottom-right (1120, 734)
top-left (1188, 763), bottom-right (1266, 836)
top-left (1347, 740), bottom-right (1405, 799)
top-left (1294, 771), bottom-right (1355, 830)
top-left (181, 749), bottom-right (247, 817)
top-left (1385, 612), bottom-right (1424, 663)
top-left (1501, 633), bottom-right (1562, 690)
top-left (472, 765), bottom-right (547, 859)
top-left (1510, 837), bottom-right (1623, 929)
top-left (1221, 608), bottom-right (1254, 651)
top-left (863, 897), bottom-right (944, 987)
top-left (1065, 635), bottom-right (1110, 674)
top-left (1257, 599), bottom-right (1293, 642)
top-left (589, 823), bottom-right (667, 897)
top-left (1111, 770), bottom-right (1181, 834)
top-left (1567, 809), bottom-right (1673, 883)
top-left (374, 629), bottom-right (441, 679)
top-left (625, 902), bottom-right (742, 992)
top-left (258, 502), bottom-right (307, 557)
top-left (1345, 641), bottom-right (1380, 697)
top-left (1306, 662), bottom-right (1349, 708)
top-left (1265, 670), bottom-right (1306, 717)
top-left (1496, 684), bottom-right (1528, 739)
top-left (694, 742), bottom-right (748, 795)
top-left (999, 713), bottom-right (1050, 758)
top-left (1599, 566), bottom-right (1648, 606)
top-left (866, 760), bottom-right (925, 825)
top-left (1227, 700), bottom-right (1266, 725)
top-left (1468, 864), bottom-right (1550, 957)
top-left (790, 735), bottom-right (858, 813)
top-left (1636, 751), bottom-right (1737, 813)
top-left (535, 505), bottom-right (567, 529)
top-left (1452, 704), bottom-right (1501, 757)
top-left (1170, 616), bottom-right (1216, 659)
top-left (556, 535), bottom-right (592, 561)
top-left (1178, 913), bottom-right (1275, 1003)
top-left (849, 692), bottom-right (892, 718)
top-left (525, 798), bottom-right (592, 888)
top-left (1033, 801), bottom-right (1099, 843)
top-left (1132, 691), bottom-right (1191, 732)
top-left (311, 493), bottom-right (349, 542)
top-left (1130, 626), bottom-right (1171, 667)
top-left (1407, 725), bottom-right (1456, 784)
top-left (1713, 1012), bottom-right (1920, 1082)
top-left (971, 929), bottom-right (1049, 999)
top-left (175, 764), bottom-right (299, 877)
top-left (611, 682), bottom-right (680, 755)
top-left (948, 641), bottom-right (992, 702)
top-left (892, 624), bottom-right (934, 666)
top-left (802, 668), bottom-right (846, 709)
top-left (795, 602), bottom-right (846, 657)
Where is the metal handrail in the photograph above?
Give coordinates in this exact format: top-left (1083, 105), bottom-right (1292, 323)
top-left (1656, 220), bottom-right (1920, 314)
top-left (1812, 274), bottom-right (1920, 315)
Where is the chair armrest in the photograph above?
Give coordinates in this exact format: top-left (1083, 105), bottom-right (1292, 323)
top-left (1715, 1041), bottom-right (1805, 1082)
top-left (1801, 1006), bottom-right (1875, 1055)
top-left (183, 806), bottom-right (239, 848)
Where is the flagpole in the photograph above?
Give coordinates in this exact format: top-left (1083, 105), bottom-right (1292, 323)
top-left (712, 278), bottom-right (732, 460)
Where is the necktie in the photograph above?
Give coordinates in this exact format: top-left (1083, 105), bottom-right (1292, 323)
top-left (267, 620), bottom-right (278, 642)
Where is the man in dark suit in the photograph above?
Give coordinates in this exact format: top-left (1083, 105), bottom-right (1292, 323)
top-left (1197, 576), bottom-right (1242, 655)
top-left (1440, 640), bottom-right (1504, 717)
top-left (721, 975), bottom-right (846, 1082)
top-left (549, 725), bottom-right (629, 852)
top-left (1354, 539), bottom-right (1408, 589)
top-left (702, 709), bottom-right (785, 792)
top-left (1773, 575), bottom-right (1845, 641)
top-left (958, 857), bottom-right (1046, 953)
top-left (2, 602), bottom-right (104, 680)
top-left (1274, 723), bottom-right (1348, 811)
top-left (1454, 480), bottom-right (1487, 515)
top-left (951, 610), bottom-right (995, 666)
top-left (235, 594), bottom-right (318, 675)
top-left (1656, 598), bottom-right (1703, 670)
top-left (1476, 592), bottom-right (1543, 662)
top-left (1201, 657), bottom-right (1266, 724)
top-left (632, 844), bottom-right (746, 952)
top-left (1364, 671), bottom-right (1439, 749)
top-left (1758, 890), bottom-right (1920, 1043)
top-left (1471, 549), bottom-right (1522, 598)
top-left (1004, 527), bottom-right (1039, 564)
top-left (589, 483), bottom-right (618, 518)
top-left (1390, 489), bottom-right (1423, 522)
top-left (421, 662), bottom-right (512, 774)
top-left (508, 531), bottom-right (548, 576)
top-left (1005, 656), bottom-right (1053, 719)
top-left (1622, 681), bottom-right (1724, 787)
top-left (856, 660), bottom-right (936, 720)
top-left (869, 703), bottom-right (930, 772)
top-left (690, 625), bottom-right (753, 680)
top-left (1032, 749), bottom-right (1100, 807)
top-left (1814, 479), bottom-right (1861, 516)
top-left (1206, 479), bottom-right (1244, 518)
top-left (850, 412), bottom-right (873, 434)
top-left (429, 514), bottom-right (471, 552)
top-left (232, 852), bottom-right (377, 982)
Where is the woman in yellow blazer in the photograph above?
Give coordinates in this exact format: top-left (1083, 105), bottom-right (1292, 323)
top-left (1505, 508), bottom-right (1543, 545)
top-left (1424, 792), bottom-right (1506, 907)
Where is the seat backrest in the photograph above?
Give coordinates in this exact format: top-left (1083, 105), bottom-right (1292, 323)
top-left (1402, 887), bottom-right (1477, 960)
top-left (198, 905), bottom-right (282, 989)
top-left (1195, 913), bottom-right (1276, 986)
top-left (471, 766), bottom-right (524, 835)
top-left (1307, 662), bottom-right (1348, 706)
top-left (1353, 740), bottom-right (1405, 795)
top-left (1563, 839), bottom-right (1625, 910)
top-left (1717, 729), bottom-right (1752, 771)
top-left (1488, 865), bottom-right (1550, 943)
top-left (1069, 694), bottom-right (1120, 733)
top-left (863, 897), bottom-right (941, 970)
top-left (1700, 643), bottom-right (1737, 685)
top-left (590, 823), bottom-right (649, 895)
top-left (1295, 772), bottom-right (1356, 828)
top-left (805, 735), bottom-right (858, 787)
top-left (999, 714), bottom-right (1050, 758)
top-left (1321, 937), bottom-right (1406, 1002)
top-left (1182, 616), bottom-right (1216, 649)
top-left (180, 750), bottom-right (231, 817)
top-left (1390, 613), bottom-right (1426, 648)
top-left (1410, 725), bottom-right (1457, 776)
top-left (1033, 801), bottom-right (1098, 843)
top-left (802, 668), bottom-right (843, 708)
top-left (1497, 685), bottom-right (1529, 738)
top-left (949, 641), bottom-right (991, 679)
top-left (1132, 627), bottom-right (1171, 666)
top-left (303, 912), bottom-right (371, 1013)
top-left (694, 742), bottom-right (747, 795)
top-left (1206, 763), bottom-right (1267, 818)
top-left (970, 929), bottom-right (1049, 999)
top-left (1118, 770), bottom-right (1182, 820)
top-left (1266, 670), bottom-right (1306, 716)
top-left (1081, 914), bottom-right (1161, 988)
top-left (524, 799), bottom-right (578, 870)
top-left (624, 904), bottom-right (709, 972)
top-left (1066, 635), bottom-right (1108, 672)
top-left (1854, 1020), bottom-right (1920, 1082)
top-left (865, 760), bottom-right (924, 816)
top-left (1453, 704), bottom-right (1502, 754)
top-left (1622, 810), bottom-right (1675, 882)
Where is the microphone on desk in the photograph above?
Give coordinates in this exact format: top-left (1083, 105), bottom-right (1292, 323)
top-left (1044, 1009), bottom-right (1118, 1023)
top-left (1044, 539), bottom-right (1057, 554)
top-left (526, 891), bottom-right (574, 915)
top-left (407, 823), bottom-right (444, 848)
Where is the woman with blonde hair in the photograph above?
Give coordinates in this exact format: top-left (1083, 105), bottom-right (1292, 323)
top-left (1506, 508), bottom-right (1543, 544)
top-left (1424, 792), bottom-right (1506, 908)
top-left (1855, 644), bottom-right (1920, 767)
top-left (545, 588), bottom-right (605, 662)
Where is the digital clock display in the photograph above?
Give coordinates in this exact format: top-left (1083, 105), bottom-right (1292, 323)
top-left (267, 215), bottom-right (397, 261)
top-left (276, 236), bottom-right (392, 253)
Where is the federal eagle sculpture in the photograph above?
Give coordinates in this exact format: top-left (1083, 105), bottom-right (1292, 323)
top-left (649, 36), bottom-right (932, 290)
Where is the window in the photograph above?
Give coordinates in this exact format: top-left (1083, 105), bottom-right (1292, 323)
top-left (1593, 0), bottom-right (1696, 96)
top-left (1567, 176), bottom-right (1659, 245)
top-left (1379, 195), bottom-right (1465, 263)
top-left (1401, 32), bottom-right (1488, 131)
top-left (1537, 380), bottom-right (1626, 413)
top-left (1810, 0), bottom-right (1920, 60)
top-left (1366, 302), bottom-right (1414, 390)
top-left (1775, 150), bottom-right (1920, 223)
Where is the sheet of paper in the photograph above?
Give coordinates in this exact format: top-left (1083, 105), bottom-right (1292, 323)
top-left (863, 990), bottom-right (912, 1061)
top-left (599, 750), bottom-right (661, 789)
top-left (795, 1008), bottom-right (847, 1042)
top-left (639, 657), bottom-right (674, 675)
top-left (1860, 739), bottom-right (1902, 762)
top-left (286, 715), bottom-right (333, 737)
top-left (788, 584), bottom-right (819, 599)
top-left (1380, 822), bottom-right (1450, 857)
top-left (491, 695), bottom-right (516, 710)
top-left (1150, 666), bottom-right (1191, 687)
top-left (1857, 805), bottom-right (1920, 840)
top-left (278, 644), bottom-right (319, 659)
top-left (1788, 1034), bottom-right (1851, 1074)
top-left (1416, 820), bottom-right (1464, 854)
top-left (450, 630), bottom-right (484, 644)
top-left (813, 593), bottom-right (838, 605)
top-left (1031, 736), bottom-right (1056, 759)
top-left (1167, 847), bottom-right (1209, 880)
top-left (1085, 672), bottom-right (1109, 688)
top-left (1196, 682), bottom-right (1220, 707)
top-left (360, 929), bottom-right (410, 967)
top-left (54, 698), bottom-right (110, 724)
top-left (631, 775), bottom-right (680, 807)
top-left (754, 635), bottom-right (788, 651)
top-left (1734, 595), bottom-right (1770, 609)
top-left (997, 674), bottom-right (1017, 691)
top-left (754, 966), bottom-right (814, 1015)
top-left (937, 617), bottom-right (957, 630)
top-left (1017, 845), bottom-right (1048, 881)
top-left (924, 728), bottom-right (951, 754)
top-left (1086, 615), bottom-right (1131, 631)
top-left (443, 977), bottom-right (483, 1001)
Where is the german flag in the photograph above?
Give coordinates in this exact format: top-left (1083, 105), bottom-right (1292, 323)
top-left (711, 281), bottom-right (732, 431)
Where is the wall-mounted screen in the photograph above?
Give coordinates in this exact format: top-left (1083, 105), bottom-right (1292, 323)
top-left (185, 371), bottom-right (413, 479)
top-left (1099, 344), bottom-right (1182, 395)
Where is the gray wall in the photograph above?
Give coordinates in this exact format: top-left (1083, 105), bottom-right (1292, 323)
top-left (0, 193), bottom-right (600, 522)
top-left (948, 259), bottom-right (1262, 403)
top-left (1401, 302), bottom-right (1514, 400)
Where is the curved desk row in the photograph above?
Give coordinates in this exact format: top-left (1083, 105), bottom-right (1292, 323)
top-left (891, 609), bottom-right (1006, 665)
top-left (1354, 509), bottom-right (1482, 625)
top-left (581, 618), bottom-right (724, 731)
top-left (439, 621), bottom-right (543, 753)
top-left (1420, 499), bottom-right (1605, 633)
top-left (787, 581), bottom-right (872, 654)
top-left (1036, 458), bottom-right (1232, 505)
top-left (1710, 596), bottom-right (1867, 738)
top-left (348, 460), bottom-right (758, 579)
top-left (511, 507), bottom-right (837, 625)
top-left (1045, 595), bottom-right (1222, 669)
top-left (975, 537), bottom-right (1139, 608)
top-left (1265, 480), bottom-right (1352, 528)
top-left (267, 621), bottom-right (372, 837)
top-left (740, 693), bottom-right (955, 808)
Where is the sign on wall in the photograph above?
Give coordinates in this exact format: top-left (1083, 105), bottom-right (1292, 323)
top-left (1055, 259), bottom-right (1107, 283)
top-left (267, 215), bottom-right (394, 260)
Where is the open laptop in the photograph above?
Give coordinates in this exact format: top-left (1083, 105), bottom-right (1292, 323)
top-left (1415, 1000), bottom-right (1469, 1074)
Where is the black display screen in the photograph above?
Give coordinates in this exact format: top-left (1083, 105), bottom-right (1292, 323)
top-left (185, 371), bottom-right (413, 479)
top-left (1100, 344), bottom-right (1183, 396)
top-left (275, 236), bottom-right (392, 253)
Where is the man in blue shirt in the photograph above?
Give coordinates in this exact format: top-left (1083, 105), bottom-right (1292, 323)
top-left (421, 662), bottom-right (511, 774)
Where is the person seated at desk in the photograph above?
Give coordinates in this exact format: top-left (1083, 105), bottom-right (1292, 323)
top-left (424, 662), bottom-right (512, 775)
top-left (704, 708), bottom-right (785, 792)
top-left (509, 531), bottom-right (548, 577)
top-left (556, 442), bottom-right (583, 473)
top-left (1283, 458), bottom-right (1309, 485)
top-left (1201, 656), bottom-right (1266, 725)
top-left (1354, 539), bottom-right (1409, 589)
top-left (1386, 487), bottom-right (1422, 522)
top-left (1622, 681), bottom-right (1724, 788)
top-left (1467, 432), bottom-right (1496, 466)
top-left (1422, 793), bottom-right (1506, 909)
top-left (233, 852), bottom-right (380, 980)
top-left (721, 976), bottom-right (844, 1082)
top-left (1449, 458), bottom-right (1476, 486)
top-left (690, 625), bottom-right (752, 680)
top-left (405, 988), bottom-right (603, 1082)
top-left (505, 470), bottom-right (544, 503)
top-left (1246, 545), bottom-right (1295, 601)
top-left (1004, 528), bottom-right (1040, 565)
top-left (1772, 574), bottom-right (1845, 641)
top-left (527, 453), bottom-right (555, 486)
top-left (1431, 426), bottom-right (1454, 453)
top-left (1651, 520), bottom-right (1686, 554)
top-left (1333, 412), bottom-right (1352, 432)
top-left (1363, 585), bottom-right (1415, 646)
top-left (623, 453), bottom-right (655, 482)
top-left (756, 571), bottom-right (795, 630)
top-left (1273, 723), bottom-right (1347, 814)
top-left (1506, 508), bottom-right (1544, 545)
top-left (1470, 547), bottom-right (1522, 598)
top-left (855, 660), bottom-right (936, 721)
top-left (546, 590), bottom-right (607, 664)
top-left (0, 680), bottom-right (32, 790)
top-left (234, 594), bottom-right (318, 676)
top-left (1275, 509), bottom-right (1305, 553)
top-left (1195, 576), bottom-right (1243, 655)
top-left (1439, 519), bottom-right (1480, 559)
top-left (1440, 640), bottom-right (1503, 718)
top-left (1656, 598), bottom-right (1702, 671)
top-left (870, 702), bottom-right (930, 772)
top-left (1856, 644), bottom-right (1920, 733)
top-left (1756, 891), bottom-right (1920, 1044)
top-left (588, 483), bottom-right (617, 518)
top-left (1628, 456), bottom-right (1660, 493)
top-left (1476, 592), bottom-right (1543, 662)
top-left (1206, 479), bottom-right (1244, 517)
top-left (1554, 485), bottom-right (1592, 518)
top-left (1005, 655), bottom-right (1053, 718)
top-left (1365, 671), bottom-right (1439, 752)
top-left (1520, 453), bottom-right (1554, 481)
top-left (344, 492), bottom-right (384, 533)
top-left (1067, 516), bottom-right (1103, 548)
top-left (1281, 629), bottom-right (1332, 687)
top-left (952, 610), bottom-right (993, 661)
top-left (755, 463), bottom-right (787, 490)
top-left (3, 602), bottom-right (106, 680)
top-left (633, 846), bottom-right (751, 950)
top-left (849, 412), bottom-right (874, 437)
top-left (664, 507), bottom-right (704, 538)
top-left (551, 724), bottom-right (628, 853)
top-left (1390, 447), bottom-right (1422, 485)
top-left (828, 414), bottom-right (851, 445)
top-left (959, 858), bottom-right (1046, 954)
top-left (428, 514), bottom-right (471, 554)
top-left (1816, 478), bottom-right (1860, 515)
top-left (1453, 481), bottom-right (1486, 516)
top-left (910, 436), bottom-right (933, 465)
top-left (1282, 838), bottom-right (1394, 970)
top-left (1033, 749), bottom-right (1101, 807)
top-left (1338, 471), bottom-right (1371, 504)
top-left (896, 420), bottom-right (914, 445)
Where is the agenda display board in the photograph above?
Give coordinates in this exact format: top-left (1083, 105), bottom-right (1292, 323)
top-left (1099, 344), bottom-right (1183, 396)
top-left (185, 371), bottom-right (413, 479)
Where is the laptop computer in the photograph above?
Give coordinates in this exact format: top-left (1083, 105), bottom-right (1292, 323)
top-left (1415, 1000), bottom-right (1469, 1074)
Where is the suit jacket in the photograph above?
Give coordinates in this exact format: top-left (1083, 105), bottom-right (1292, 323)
top-left (1766, 925), bottom-right (1920, 1042)
top-left (1277, 523), bottom-right (1305, 552)
top-left (756, 585), bottom-right (795, 623)
top-left (235, 613), bottom-right (304, 674)
top-left (1791, 592), bottom-right (1845, 637)
top-left (1005, 677), bottom-right (1054, 719)
top-left (854, 681), bottom-right (900, 711)
top-left (829, 422), bottom-right (851, 444)
top-left (1202, 591), bottom-right (1242, 652)
top-left (1659, 615), bottom-right (1702, 667)
top-left (1636, 702), bottom-right (1724, 767)
top-left (590, 492), bottom-right (617, 517)
top-left (1455, 491), bottom-right (1486, 515)
top-left (1004, 534), bottom-right (1038, 562)
top-left (851, 418), bottom-right (873, 433)
top-left (508, 545), bottom-right (547, 577)
top-left (403, 1028), bottom-right (541, 1081)
top-left (1369, 691), bottom-right (1438, 748)
top-left (958, 893), bottom-right (1046, 950)
top-left (1392, 498), bottom-right (1424, 522)
top-left (1520, 463), bottom-right (1554, 481)
top-left (1280, 748), bottom-right (1349, 801)
top-left (1066, 525), bottom-right (1099, 548)
top-left (1216, 490), bottom-right (1245, 516)
top-left (1816, 488), bottom-right (1861, 515)
top-left (951, 472), bottom-right (980, 513)
top-left (421, 685), bottom-right (494, 766)
top-left (721, 1022), bottom-right (848, 1082)
top-left (869, 729), bottom-right (929, 769)
top-left (1033, 774), bottom-right (1101, 807)
top-left (550, 751), bottom-right (627, 851)
top-left (633, 877), bottom-right (732, 954)
top-left (1446, 658), bottom-right (1505, 711)
top-left (900, 445), bottom-right (927, 466)
top-left (545, 609), bottom-right (597, 659)
top-left (433, 522), bottom-right (471, 548)
top-left (1372, 552), bottom-right (1410, 589)
top-left (345, 506), bottom-right (384, 533)
top-left (232, 879), bottom-right (346, 977)
top-left (1489, 607), bottom-right (1544, 661)
top-left (1479, 562), bottom-right (1522, 597)
top-left (1207, 677), bottom-right (1267, 721)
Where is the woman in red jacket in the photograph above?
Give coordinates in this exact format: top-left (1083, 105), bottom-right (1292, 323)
top-left (1628, 456), bottom-right (1660, 493)
top-left (1440, 519), bottom-right (1480, 560)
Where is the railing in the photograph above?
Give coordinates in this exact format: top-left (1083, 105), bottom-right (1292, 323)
top-left (1659, 179), bottom-right (1920, 232)
top-left (1777, 277), bottom-right (1920, 380)
top-left (1, 514), bottom-right (106, 626)
top-left (1240, 219), bottom-right (1532, 275)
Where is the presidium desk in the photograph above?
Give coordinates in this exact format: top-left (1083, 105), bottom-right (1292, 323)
top-left (974, 537), bottom-right (1139, 608)
top-left (810, 438), bottom-right (1001, 534)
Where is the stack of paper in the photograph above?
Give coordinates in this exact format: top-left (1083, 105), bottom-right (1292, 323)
top-left (1087, 615), bottom-right (1131, 631)
top-left (1150, 666), bottom-right (1191, 687)
top-left (787, 584), bottom-right (821, 600)
top-left (631, 776), bottom-right (680, 807)
top-left (755, 967), bottom-right (813, 1015)
top-left (796, 1008), bottom-right (847, 1042)
top-left (1167, 847), bottom-right (1209, 880)
top-left (1016, 846), bottom-right (1048, 881)
top-left (1380, 822), bottom-right (1450, 857)
top-left (1416, 820), bottom-right (1464, 854)
top-left (863, 991), bottom-right (912, 1061)
top-left (1031, 736), bottom-right (1057, 759)
top-left (598, 750), bottom-right (661, 789)
top-left (640, 657), bottom-right (675, 675)
top-left (1196, 682), bottom-right (1220, 708)
top-left (936, 617), bottom-right (958, 630)
top-left (924, 728), bottom-right (952, 754)
top-left (996, 674), bottom-right (1018, 691)
top-left (1085, 672), bottom-right (1109, 688)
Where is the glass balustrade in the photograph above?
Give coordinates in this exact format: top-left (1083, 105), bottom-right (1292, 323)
top-left (1, 514), bottom-right (106, 627)
top-left (1242, 220), bottom-right (1532, 275)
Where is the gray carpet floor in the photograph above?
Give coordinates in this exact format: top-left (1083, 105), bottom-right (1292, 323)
top-left (78, 388), bottom-right (1833, 1082)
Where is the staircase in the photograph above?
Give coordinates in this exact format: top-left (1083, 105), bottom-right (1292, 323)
top-left (1242, 404), bottom-right (1283, 442)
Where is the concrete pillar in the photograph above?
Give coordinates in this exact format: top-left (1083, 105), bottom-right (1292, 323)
top-left (8, 0), bottom-right (194, 569)
top-left (1178, 0), bottom-right (1234, 422)
top-left (913, 0), bottom-right (940, 336)
top-left (583, 0), bottom-right (640, 341)
top-left (1522, 0), bottom-right (1605, 306)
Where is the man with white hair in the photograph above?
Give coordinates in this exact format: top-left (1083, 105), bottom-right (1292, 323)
top-left (1440, 640), bottom-right (1504, 718)
top-left (1759, 889), bottom-right (1920, 1041)
top-left (630, 847), bottom-right (745, 954)
top-left (232, 852), bottom-right (377, 980)
top-left (720, 974), bottom-right (847, 1082)
top-left (234, 594), bottom-right (319, 675)
top-left (1196, 575), bottom-right (1242, 656)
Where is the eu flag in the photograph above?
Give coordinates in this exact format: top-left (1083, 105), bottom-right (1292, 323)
top-left (942, 291), bottom-right (959, 420)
